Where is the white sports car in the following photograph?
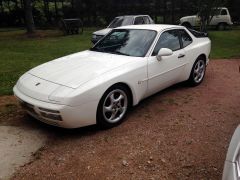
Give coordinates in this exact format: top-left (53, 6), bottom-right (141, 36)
top-left (13, 25), bottom-right (211, 128)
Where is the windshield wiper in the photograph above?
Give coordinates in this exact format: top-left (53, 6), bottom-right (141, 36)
top-left (90, 47), bottom-right (105, 52)
top-left (112, 51), bottom-right (130, 56)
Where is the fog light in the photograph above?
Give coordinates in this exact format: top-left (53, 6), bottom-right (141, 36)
top-left (40, 112), bottom-right (62, 121)
top-left (39, 107), bottom-right (60, 114)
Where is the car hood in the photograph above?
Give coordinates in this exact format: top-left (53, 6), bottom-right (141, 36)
top-left (93, 28), bottom-right (112, 36)
top-left (29, 50), bottom-right (135, 89)
top-left (181, 15), bottom-right (197, 20)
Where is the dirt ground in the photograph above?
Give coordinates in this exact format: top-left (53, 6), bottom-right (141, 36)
top-left (0, 60), bottom-right (239, 180)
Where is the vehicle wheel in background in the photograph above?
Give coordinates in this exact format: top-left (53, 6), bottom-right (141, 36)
top-left (97, 85), bottom-right (131, 129)
top-left (217, 22), bottom-right (227, 30)
top-left (188, 57), bottom-right (206, 86)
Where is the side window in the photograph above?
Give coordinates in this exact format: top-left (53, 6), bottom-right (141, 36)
top-left (143, 16), bottom-right (150, 24)
top-left (179, 30), bottom-right (192, 48)
top-left (152, 30), bottom-right (181, 56)
top-left (221, 9), bottom-right (227, 15)
top-left (134, 17), bottom-right (144, 25)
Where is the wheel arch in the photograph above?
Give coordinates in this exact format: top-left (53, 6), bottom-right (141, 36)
top-left (101, 82), bottom-right (134, 107)
top-left (198, 54), bottom-right (207, 63)
top-left (187, 53), bottom-right (207, 80)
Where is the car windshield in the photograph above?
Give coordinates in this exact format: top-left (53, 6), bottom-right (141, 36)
top-left (108, 17), bottom-right (134, 28)
top-left (213, 9), bottom-right (221, 15)
top-left (90, 29), bottom-right (157, 57)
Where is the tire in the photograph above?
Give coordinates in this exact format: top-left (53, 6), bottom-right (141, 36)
top-left (217, 23), bottom-right (227, 31)
top-left (188, 57), bottom-right (206, 86)
top-left (97, 84), bottom-right (131, 129)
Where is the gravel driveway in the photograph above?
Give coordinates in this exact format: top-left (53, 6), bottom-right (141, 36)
top-left (0, 59), bottom-right (239, 180)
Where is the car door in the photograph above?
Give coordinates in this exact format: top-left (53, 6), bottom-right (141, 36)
top-left (219, 9), bottom-right (229, 24)
top-left (146, 29), bottom-right (188, 96)
top-left (210, 8), bottom-right (221, 25)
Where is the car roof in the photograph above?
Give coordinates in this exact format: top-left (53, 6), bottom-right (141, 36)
top-left (116, 24), bottom-right (184, 32)
top-left (116, 15), bottom-right (150, 18)
top-left (213, 7), bottom-right (227, 9)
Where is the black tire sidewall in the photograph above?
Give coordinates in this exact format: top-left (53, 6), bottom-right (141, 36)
top-left (97, 85), bottom-right (130, 129)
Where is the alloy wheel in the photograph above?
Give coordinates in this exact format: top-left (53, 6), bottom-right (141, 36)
top-left (102, 89), bottom-right (128, 123)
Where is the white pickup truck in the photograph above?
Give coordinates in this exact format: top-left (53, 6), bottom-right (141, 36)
top-left (180, 7), bottom-right (233, 30)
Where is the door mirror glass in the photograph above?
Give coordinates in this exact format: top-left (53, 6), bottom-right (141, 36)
top-left (156, 48), bottom-right (173, 60)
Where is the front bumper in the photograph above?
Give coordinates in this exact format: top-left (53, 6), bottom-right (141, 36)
top-left (13, 86), bottom-right (98, 128)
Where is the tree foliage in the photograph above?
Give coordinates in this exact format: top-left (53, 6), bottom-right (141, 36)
top-left (0, 0), bottom-right (238, 31)
top-left (197, 0), bottom-right (226, 32)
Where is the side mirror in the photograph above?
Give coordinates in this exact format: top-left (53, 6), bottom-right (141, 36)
top-left (156, 48), bottom-right (173, 61)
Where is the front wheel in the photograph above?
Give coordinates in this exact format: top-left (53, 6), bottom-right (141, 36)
top-left (188, 58), bottom-right (206, 86)
top-left (97, 85), bottom-right (130, 129)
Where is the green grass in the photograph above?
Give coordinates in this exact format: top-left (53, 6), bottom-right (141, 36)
top-left (0, 28), bottom-right (239, 95)
top-left (0, 28), bottom-right (95, 95)
top-left (209, 30), bottom-right (240, 59)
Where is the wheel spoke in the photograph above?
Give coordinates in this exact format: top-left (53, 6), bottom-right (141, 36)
top-left (102, 89), bottom-right (128, 123)
top-left (199, 64), bottom-right (204, 72)
top-left (110, 110), bottom-right (118, 120)
top-left (193, 60), bottom-right (205, 83)
top-left (115, 94), bottom-right (124, 102)
top-left (103, 105), bottom-right (113, 113)
top-left (119, 107), bottom-right (126, 113)
top-left (110, 94), bottom-right (115, 104)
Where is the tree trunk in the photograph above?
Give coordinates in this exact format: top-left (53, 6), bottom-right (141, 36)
top-left (7, 0), bottom-right (11, 11)
top-left (43, 0), bottom-right (50, 24)
top-left (20, 0), bottom-right (24, 9)
top-left (171, 0), bottom-right (175, 24)
top-left (163, 0), bottom-right (166, 23)
top-left (71, 0), bottom-right (74, 10)
top-left (54, 0), bottom-right (58, 17)
top-left (0, 0), bottom-right (4, 13)
top-left (23, 0), bottom-right (35, 34)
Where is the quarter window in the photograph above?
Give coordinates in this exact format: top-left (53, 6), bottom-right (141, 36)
top-left (152, 30), bottom-right (181, 56)
top-left (134, 17), bottom-right (144, 25)
top-left (179, 30), bottom-right (192, 48)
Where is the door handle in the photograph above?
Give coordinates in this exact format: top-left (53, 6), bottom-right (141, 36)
top-left (178, 54), bottom-right (185, 58)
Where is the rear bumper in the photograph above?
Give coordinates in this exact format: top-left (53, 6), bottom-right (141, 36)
top-left (13, 86), bottom-right (97, 128)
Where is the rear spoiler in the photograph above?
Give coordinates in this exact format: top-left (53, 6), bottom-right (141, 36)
top-left (187, 28), bottom-right (208, 38)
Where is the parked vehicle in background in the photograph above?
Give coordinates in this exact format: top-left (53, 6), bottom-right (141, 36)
top-left (91, 15), bottom-right (154, 43)
top-left (180, 7), bottom-right (233, 30)
top-left (222, 125), bottom-right (240, 180)
top-left (14, 25), bottom-right (211, 129)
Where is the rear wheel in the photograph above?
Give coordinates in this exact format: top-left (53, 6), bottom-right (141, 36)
top-left (188, 58), bottom-right (206, 86)
top-left (97, 85), bottom-right (130, 129)
top-left (217, 23), bottom-right (227, 31)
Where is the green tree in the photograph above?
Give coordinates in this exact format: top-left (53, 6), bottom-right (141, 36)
top-left (197, 0), bottom-right (226, 32)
